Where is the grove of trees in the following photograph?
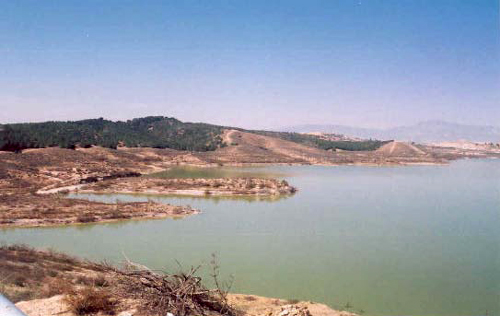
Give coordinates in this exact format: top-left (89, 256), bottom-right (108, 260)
top-left (0, 116), bottom-right (389, 152)
top-left (0, 117), bottom-right (225, 152)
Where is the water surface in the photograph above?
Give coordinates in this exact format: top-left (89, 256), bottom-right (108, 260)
top-left (2, 160), bottom-right (499, 316)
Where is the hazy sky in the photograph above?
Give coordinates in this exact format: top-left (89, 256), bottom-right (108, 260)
top-left (1, 0), bottom-right (498, 129)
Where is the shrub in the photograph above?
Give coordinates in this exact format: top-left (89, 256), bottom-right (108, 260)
top-left (107, 210), bottom-right (131, 220)
top-left (76, 214), bottom-right (97, 223)
top-left (13, 275), bottom-right (27, 287)
top-left (211, 181), bottom-right (222, 188)
top-left (64, 287), bottom-right (117, 315)
top-left (93, 275), bottom-right (108, 287)
top-left (244, 180), bottom-right (256, 189)
top-left (40, 277), bottom-right (74, 297)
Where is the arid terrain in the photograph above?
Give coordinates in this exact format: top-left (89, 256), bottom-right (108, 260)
top-left (76, 177), bottom-right (296, 197)
top-left (203, 129), bottom-right (499, 165)
top-left (1, 129), bottom-right (499, 228)
top-left (1, 129), bottom-right (499, 315)
top-left (1, 245), bottom-right (356, 316)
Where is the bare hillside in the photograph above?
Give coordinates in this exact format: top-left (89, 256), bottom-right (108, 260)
top-left (375, 141), bottom-right (427, 157)
top-left (201, 129), bottom-right (337, 164)
top-left (200, 131), bottom-right (457, 165)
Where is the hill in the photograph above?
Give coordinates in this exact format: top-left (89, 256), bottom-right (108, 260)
top-left (245, 130), bottom-right (390, 151)
top-left (282, 121), bottom-right (500, 143)
top-left (0, 117), bottom-right (225, 152)
top-left (0, 117), bottom-right (390, 153)
top-left (375, 141), bottom-right (427, 156)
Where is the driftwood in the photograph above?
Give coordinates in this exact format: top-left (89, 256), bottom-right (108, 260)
top-left (110, 255), bottom-right (235, 316)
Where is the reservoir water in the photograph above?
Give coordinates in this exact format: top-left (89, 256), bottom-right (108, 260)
top-left (1, 159), bottom-right (499, 316)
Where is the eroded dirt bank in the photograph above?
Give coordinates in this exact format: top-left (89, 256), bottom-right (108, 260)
top-left (0, 245), bottom-right (357, 316)
top-left (0, 146), bottom-right (298, 228)
top-left (1, 137), bottom-right (498, 228)
top-left (76, 177), bottom-right (297, 197)
top-left (0, 194), bottom-right (198, 228)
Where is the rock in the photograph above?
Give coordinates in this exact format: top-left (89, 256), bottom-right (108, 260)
top-left (279, 310), bottom-right (290, 316)
top-left (15, 295), bottom-right (72, 316)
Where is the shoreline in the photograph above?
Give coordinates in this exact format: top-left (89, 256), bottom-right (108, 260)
top-left (1, 245), bottom-right (358, 316)
top-left (0, 210), bottom-right (194, 229)
top-left (75, 177), bottom-right (298, 197)
top-left (0, 194), bottom-right (200, 229)
top-left (1, 146), bottom-right (498, 229)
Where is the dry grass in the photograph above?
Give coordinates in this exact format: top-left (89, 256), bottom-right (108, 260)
top-left (110, 256), bottom-right (235, 316)
top-left (82, 177), bottom-right (297, 196)
top-left (64, 287), bottom-right (117, 315)
top-left (39, 277), bottom-right (74, 298)
top-left (0, 245), bottom-right (236, 316)
top-left (0, 245), bottom-right (98, 302)
top-left (76, 213), bottom-right (97, 223)
top-left (0, 193), bottom-right (197, 227)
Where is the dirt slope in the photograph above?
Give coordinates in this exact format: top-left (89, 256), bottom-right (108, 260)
top-left (202, 129), bottom-right (337, 164)
top-left (16, 294), bottom-right (358, 316)
top-left (375, 141), bottom-right (427, 156)
top-left (4, 246), bottom-right (356, 316)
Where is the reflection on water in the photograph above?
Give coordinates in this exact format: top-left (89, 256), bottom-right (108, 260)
top-left (146, 165), bottom-right (290, 179)
top-left (69, 191), bottom-right (293, 204)
top-left (1, 160), bottom-right (499, 316)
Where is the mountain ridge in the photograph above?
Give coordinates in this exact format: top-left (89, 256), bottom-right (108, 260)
top-left (280, 120), bottom-right (500, 143)
top-left (0, 116), bottom-right (389, 152)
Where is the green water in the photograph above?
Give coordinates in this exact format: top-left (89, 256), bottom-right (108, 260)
top-left (146, 165), bottom-right (288, 179)
top-left (1, 160), bottom-right (499, 316)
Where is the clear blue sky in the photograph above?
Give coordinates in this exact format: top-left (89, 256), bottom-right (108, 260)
top-left (1, 0), bottom-right (498, 129)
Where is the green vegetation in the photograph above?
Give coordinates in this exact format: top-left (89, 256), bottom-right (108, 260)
top-left (0, 116), bottom-right (388, 152)
top-left (0, 117), bottom-right (225, 152)
top-left (248, 130), bottom-right (391, 151)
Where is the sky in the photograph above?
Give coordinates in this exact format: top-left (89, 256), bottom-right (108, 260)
top-left (0, 0), bottom-right (498, 129)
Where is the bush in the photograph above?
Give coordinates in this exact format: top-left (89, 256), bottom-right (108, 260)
top-left (93, 275), bottom-right (108, 287)
top-left (76, 214), bottom-right (97, 223)
top-left (107, 210), bottom-right (131, 220)
top-left (40, 277), bottom-right (74, 297)
top-left (64, 287), bottom-right (117, 315)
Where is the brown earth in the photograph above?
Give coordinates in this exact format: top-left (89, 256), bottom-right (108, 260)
top-left (0, 147), bottom-right (204, 228)
top-left (1, 131), bottom-right (498, 228)
top-left (77, 177), bottom-right (297, 197)
top-left (0, 143), bottom-right (299, 227)
top-left (16, 294), bottom-right (358, 316)
top-left (0, 194), bottom-right (198, 228)
top-left (209, 129), bottom-right (336, 164)
top-left (201, 130), bottom-right (498, 165)
top-left (375, 141), bottom-right (426, 156)
top-left (0, 245), bottom-right (356, 316)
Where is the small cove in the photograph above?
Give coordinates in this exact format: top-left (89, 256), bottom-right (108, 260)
top-left (2, 160), bottom-right (499, 316)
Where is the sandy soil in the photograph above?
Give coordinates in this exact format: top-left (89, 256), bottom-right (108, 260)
top-left (202, 130), bottom-right (497, 165)
top-left (2, 246), bottom-right (357, 316)
top-left (16, 294), bottom-right (358, 316)
top-left (0, 193), bottom-right (199, 228)
top-left (375, 141), bottom-right (426, 156)
top-left (0, 145), bottom-right (296, 227)
top-left (1, 135), bottom-right (498, 228)
top-left (77, 177), bottom-right (297, 197)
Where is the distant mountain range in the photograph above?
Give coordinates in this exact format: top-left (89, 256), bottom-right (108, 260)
top-left (280, 121), bottom-right (500, 143)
